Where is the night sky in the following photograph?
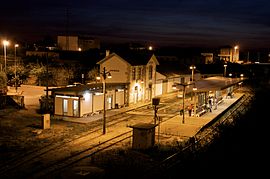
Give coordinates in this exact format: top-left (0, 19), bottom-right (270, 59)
top-left (1, 0), bottom-right (270, 49)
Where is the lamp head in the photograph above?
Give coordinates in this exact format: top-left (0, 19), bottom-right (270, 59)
top-left (107, 72), bottom-right (112, 79)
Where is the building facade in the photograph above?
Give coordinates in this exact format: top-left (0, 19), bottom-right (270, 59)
top-left (218, 45), bottom-right (239, 63)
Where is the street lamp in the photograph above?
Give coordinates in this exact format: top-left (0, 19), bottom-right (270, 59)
top-left (190, 65), bottom-right (196, 100)
top-left (3, 40), bottom-right (9, 73)
top-left (173, 82), bottom-right (194, 124)
top-left (189, 65), bottom-right (196, 82)
top-left (223, 64), bottom-right (227, 77)
top-left (193, 86), bottom-right (197, 117)
top-left (14, 44), bottom-right (19, 92)
top-left (96, 67), bottom-right (119, 134)
top-left (234, 45), bottom-right (239, 62)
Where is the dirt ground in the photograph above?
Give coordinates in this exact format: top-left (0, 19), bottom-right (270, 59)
top-left (0, 86), bottom-right (179, 179)
top-left (1, 86), bottom-right (98, 162)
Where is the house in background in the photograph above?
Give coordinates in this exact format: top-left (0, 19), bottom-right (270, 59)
top-left (57, 35), bottom-right (100, 51)
top-left (218, 45), bottom-right (239, 63)
top-left (201, 53), bottom-right (214, 64)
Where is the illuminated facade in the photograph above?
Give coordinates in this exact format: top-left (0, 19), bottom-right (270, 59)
top-left (51, 83), bottom-right (126, 117)
top-left (97, 52), bottom-right (161, 104)
top-left (218, 45), bottom-right (239, 63)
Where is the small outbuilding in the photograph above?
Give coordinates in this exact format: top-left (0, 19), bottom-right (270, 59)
top-left (129, 123), bottom-right (157, 150)
top-left (50, 83), bottom-right (128, 118)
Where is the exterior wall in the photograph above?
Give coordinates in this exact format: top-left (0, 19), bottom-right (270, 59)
top-left (201, 53), bottom-right (213, 64)
top-left (129, 80), bottom-right (145, 104)
top-left (93, 94), bottom-right (103, 112)
top-left (129, 65), bottom-right (146, 104)
top-left (145, 57), bottom-right (157, 101)
top-left (100, 55), bottom-right (130, 83)
top-left (81, 92), bottom-right (93, 116)
top-left (53, 85), bottom-right (126, 117)
top-left (155, 80), bottom-right (163, 96)
top-left (57, 36), bottom-right (79, 51)
top-left (167, 77), bottom-right (181, 93)
top-left (116, 91), bottom-right (125, 107)
top-left (219, 47), bottom-right (239, 63)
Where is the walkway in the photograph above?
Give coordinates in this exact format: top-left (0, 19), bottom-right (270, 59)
top-left (63, 92), bottom-right (245, 141)
top-left (160, 92), bottom-right (243, 138)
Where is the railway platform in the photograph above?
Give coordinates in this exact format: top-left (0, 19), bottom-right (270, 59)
top-left (63, 91), bottom-right (246, 141)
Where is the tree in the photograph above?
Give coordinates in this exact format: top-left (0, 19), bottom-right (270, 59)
top-left (6, 64), bottom-right (29, 87)
top-left (0, 71), bottom-right (7, 94)
top-left (87, 66), bottom-right (99, 83)
top-left (28, 63), bottom-right (47, 86)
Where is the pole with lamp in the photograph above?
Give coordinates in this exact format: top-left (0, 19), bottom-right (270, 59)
top-left (190, 65), bottom-right (196, 82)
top-left (190, 65), bottom-right (196, 100)
top-left (14, 44), bottom-right (19, 92)
top-left (223, 64), bottom-right (227, 77)
top-left (173, 82), bottom-right (194, 124)
top-left (96, 67), bottom-right (119, 135)
top-left (192, 85), bottom-right (197, 117)
top-left (3, 40), bottom-right (9, 73)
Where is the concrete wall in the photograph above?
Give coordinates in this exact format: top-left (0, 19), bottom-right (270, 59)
top-left (81, 93), bottom-right (93, 117)
top-left (101, 55), bottom-right (130, 83)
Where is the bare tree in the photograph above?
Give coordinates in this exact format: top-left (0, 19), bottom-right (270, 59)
top-left (87, 66), bottom-right (99, 83)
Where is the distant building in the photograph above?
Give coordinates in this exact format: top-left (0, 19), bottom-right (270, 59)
top-left (57, 35), bottom-right (100, 51)
top-left (218, 45), bottom-right (239, 63)
top-left (201, 53), bottom-right (214, 64)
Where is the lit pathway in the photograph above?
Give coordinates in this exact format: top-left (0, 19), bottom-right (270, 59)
top-left (159, 93), bottom-right (244, 138)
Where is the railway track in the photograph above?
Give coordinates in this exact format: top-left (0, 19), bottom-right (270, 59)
top-left (0, 114), bottom-right (132, 178)
top-left (142, 92), bottom-right (255, 178)
top-left (0, 93), bottom-right (181, 179)
top-left (29, 131), bottom-right (132, 179)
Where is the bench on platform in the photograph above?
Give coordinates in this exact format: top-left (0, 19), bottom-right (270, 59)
top-left (195, 109), bottom-right (207, 117)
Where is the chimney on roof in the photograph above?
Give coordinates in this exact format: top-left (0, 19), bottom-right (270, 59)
top-left (106, 50), bottom-right (110, 57)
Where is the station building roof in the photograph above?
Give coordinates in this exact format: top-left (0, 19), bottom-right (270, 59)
top-left (194, 76), bottom-right (245, 93)
top-left (173, 76), bottom-right (245, 93)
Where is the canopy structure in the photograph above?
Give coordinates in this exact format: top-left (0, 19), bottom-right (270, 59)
top-left (194, 76), bottom-right (245, 93)
top-left (173, 76), bottom-right (245, 93)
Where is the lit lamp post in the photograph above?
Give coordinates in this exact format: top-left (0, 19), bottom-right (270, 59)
top-left (189, 65), bottom-right (196, 82)
top-left (3, 40), bottom-right (9, 73)
top-left (193, 86), bottom-right (197, 117)
top-left (14, 44), bottom-right (19, 92)
top-left (173, 82), bottom-right (194, 124)
top-left (234, 45), bottom-right (239, 62)
top-left (96, 67), bottom-right (119, 135)
top-left (223, 64), bottom-right (227, 77)
top-left (190, 65), bottom-right (196, 100)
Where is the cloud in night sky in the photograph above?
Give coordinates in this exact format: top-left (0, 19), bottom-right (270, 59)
top-left (1, 0), bottom-right (270, 49)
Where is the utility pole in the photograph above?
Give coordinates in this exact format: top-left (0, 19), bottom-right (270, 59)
top-left (97, 67), bottom-right (119, 134)
top-left (173, 82), bottom-right (194, 124)
top-left (45, 53), bottom-right (49, 113)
